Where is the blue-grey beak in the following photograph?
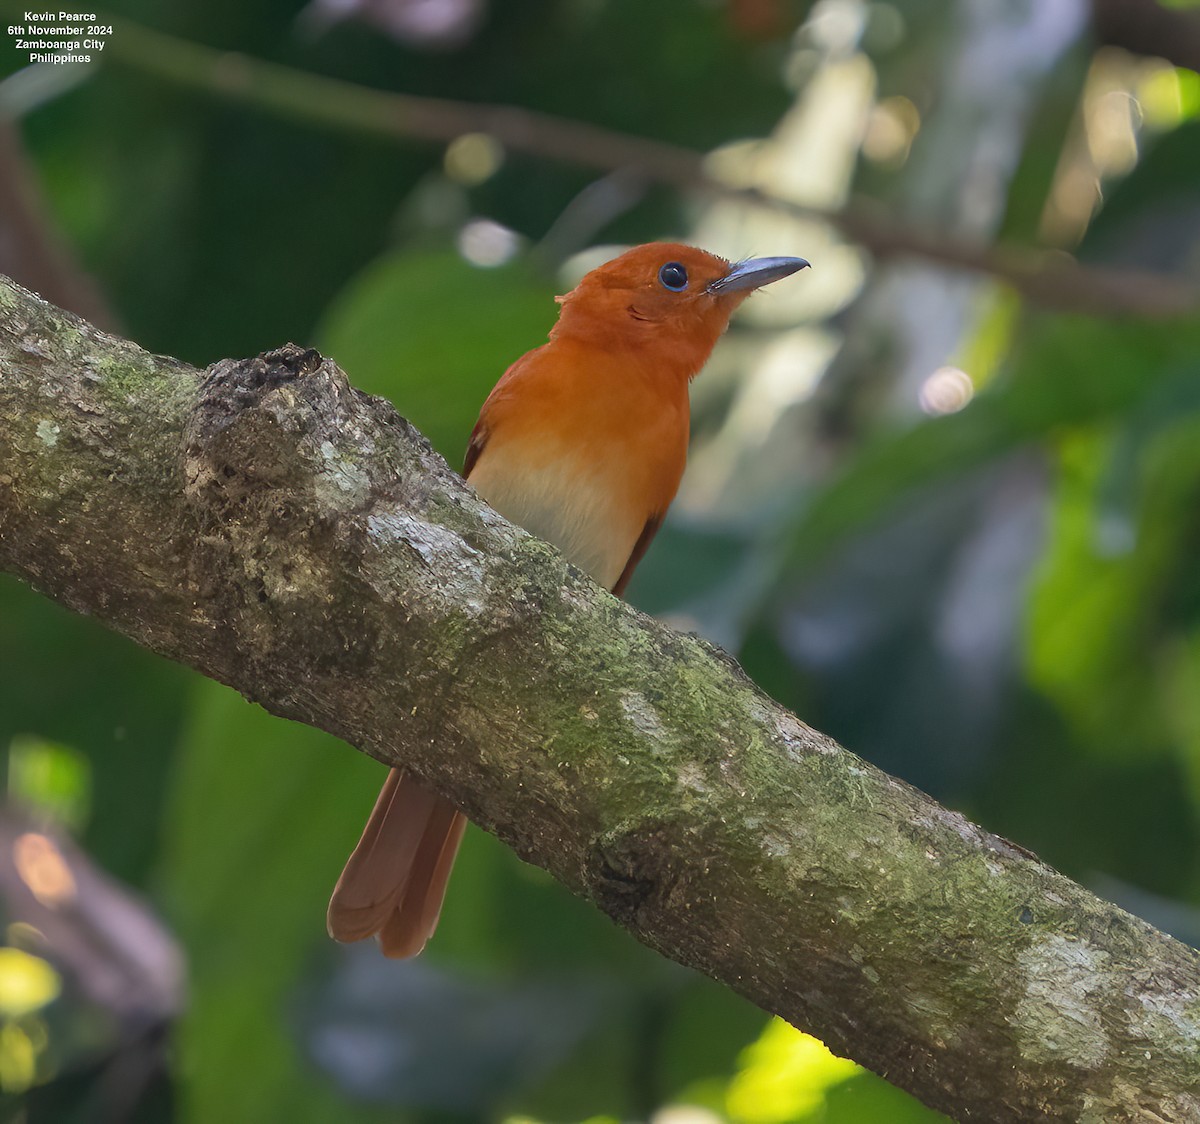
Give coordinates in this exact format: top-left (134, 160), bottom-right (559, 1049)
top-left (708, 256), bottom-right (810, 294)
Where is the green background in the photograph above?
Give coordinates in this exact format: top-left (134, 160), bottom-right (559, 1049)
top-left (2, 1), bottom-right (1200, 1121)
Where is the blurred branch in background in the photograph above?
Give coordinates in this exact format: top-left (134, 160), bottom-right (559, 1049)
top-left (0, 118), bottom-right (112, 329)
top-left (1091, 0), bottom-right (1200, 72)
top-left (0, 804), bottom-right (182, 1121)
top-left (2, 276), bottom-right (1200, 1122)
top-left (104, 17), bottom-right (1200, 319)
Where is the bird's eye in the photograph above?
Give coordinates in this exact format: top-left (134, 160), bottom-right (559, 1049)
top-left (658, 262), bottom-right (689, 292)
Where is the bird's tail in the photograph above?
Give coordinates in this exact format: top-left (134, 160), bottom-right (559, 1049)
top-left (326, 768), bottom-right (466, 959)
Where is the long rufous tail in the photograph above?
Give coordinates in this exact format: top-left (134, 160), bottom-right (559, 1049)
top-left (326, 768), bottom-right (467, 959)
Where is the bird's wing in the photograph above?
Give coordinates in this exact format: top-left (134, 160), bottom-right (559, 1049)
top-left (463, 418), bottom-right (488, 478)
top-left (612, 512), bottom-right (664, 597)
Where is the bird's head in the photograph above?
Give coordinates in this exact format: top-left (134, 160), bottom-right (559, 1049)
top-left (551, 242), bottom-right (809, 378)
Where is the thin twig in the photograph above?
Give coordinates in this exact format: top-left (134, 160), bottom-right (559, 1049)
top-left (0, 117), bottom-right (113, 327)
top-left (101, 17), bottom-right (1200, 320)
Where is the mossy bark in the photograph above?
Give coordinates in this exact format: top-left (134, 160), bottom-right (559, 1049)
top-left (1, 274), bottom-right (1197, 1122)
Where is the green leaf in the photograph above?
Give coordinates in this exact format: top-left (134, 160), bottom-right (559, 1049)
top-left (316, 247), bottom-right (559, 464)
top-left (1027, 374), bottom-right (1200, 758)
top-left (156, 683), bottom-right (394, 1124)
top-left (776, 312), bottom-right (1200, 581)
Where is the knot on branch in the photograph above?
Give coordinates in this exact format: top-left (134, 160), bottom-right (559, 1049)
top-left (184, 344), bottom-right (353, 512)
top-left (183, 343), bottom-right (458, 526)
top-left (178, 344), bottom-right (396, 673)
top-left (174, 342), bottom-right (487, 687)
top-left (589, 820), bottom-right (682, 926)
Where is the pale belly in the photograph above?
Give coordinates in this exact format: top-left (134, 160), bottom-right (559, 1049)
top-left (468, 441), bottom-right (653, 591)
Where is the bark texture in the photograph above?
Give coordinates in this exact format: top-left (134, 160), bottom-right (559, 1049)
top-left (1, 274), bottom-right (1198, 1123)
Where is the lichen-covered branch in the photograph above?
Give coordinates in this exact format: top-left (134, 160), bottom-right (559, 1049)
top-left (0, 274), bottom-right (1197, 1122)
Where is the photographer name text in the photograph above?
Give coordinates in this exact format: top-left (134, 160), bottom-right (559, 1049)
top-left (8, 12), bottom-right (112, 64)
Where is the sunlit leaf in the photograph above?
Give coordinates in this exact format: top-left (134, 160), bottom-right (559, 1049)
top-left (6, 736), bottom-right (91, 832)
top-left (0, 949), bottom-right (60, 1021)
top-left (721, 1018), bottom-right (949, 1124)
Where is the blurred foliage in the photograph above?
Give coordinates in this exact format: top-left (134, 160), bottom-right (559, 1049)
top-left (3, 0), bottom-right (1200, 1122)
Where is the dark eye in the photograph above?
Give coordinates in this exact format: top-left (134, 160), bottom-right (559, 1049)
top-left (658, 262), bottom-right (688, 291)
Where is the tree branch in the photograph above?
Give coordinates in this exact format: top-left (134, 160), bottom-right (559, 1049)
top-left (1091, 0), bottom-right (1200, 73)
top-left (0, 118), bottom-right (113, 329)
top-left (102, 17), bottom-right (1200, 320)
top-left (1, 275), bottom-right (1198, 1122)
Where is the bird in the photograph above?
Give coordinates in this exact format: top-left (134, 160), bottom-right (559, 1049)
top-left (326, 241), bottom-right (809, 958)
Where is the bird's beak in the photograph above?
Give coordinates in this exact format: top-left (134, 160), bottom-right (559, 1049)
top-left (707, 256), bottom-right (810, 294)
